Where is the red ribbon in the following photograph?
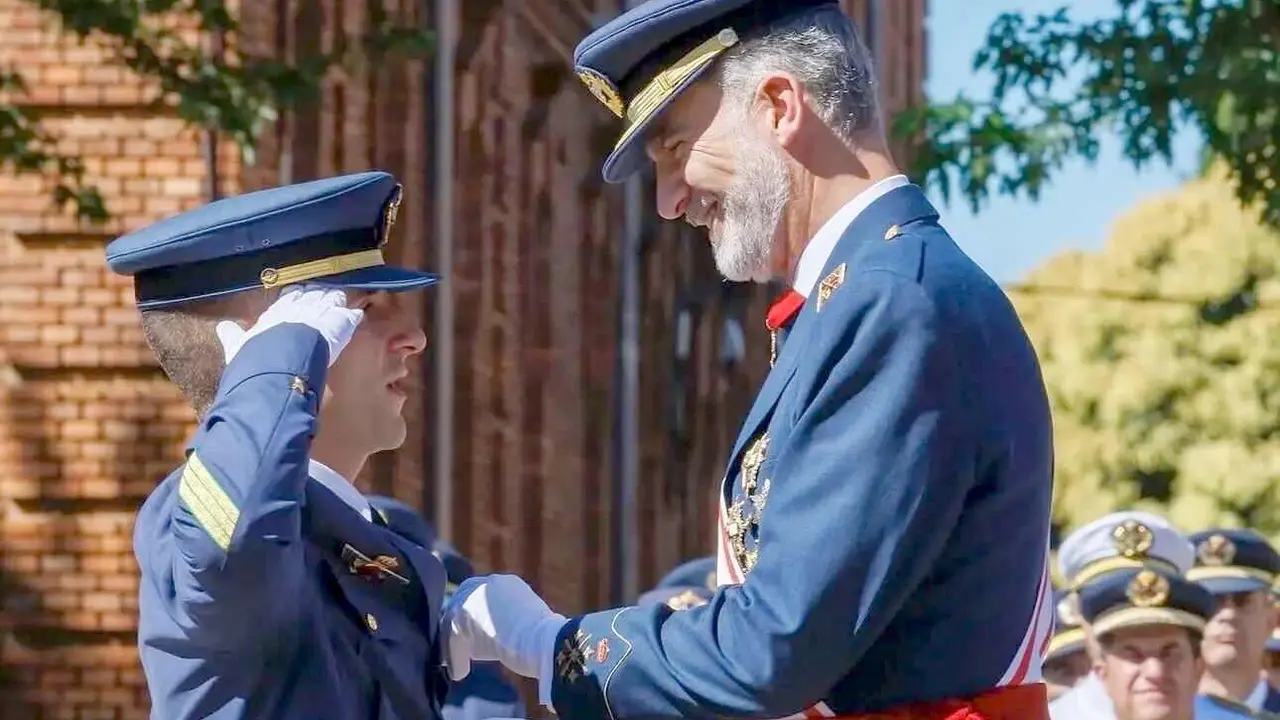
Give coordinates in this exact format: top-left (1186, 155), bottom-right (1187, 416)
top-left (765, 289), bottom-right (805, 331)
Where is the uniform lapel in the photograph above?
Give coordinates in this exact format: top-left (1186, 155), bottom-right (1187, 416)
top-left (722, 184), bottom-right (941, 486)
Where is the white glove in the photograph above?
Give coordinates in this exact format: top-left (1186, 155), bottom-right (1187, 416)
top-left (215, 284), bottom-right (363, 368)
top-left (443, 574), bottom-right (567, 700)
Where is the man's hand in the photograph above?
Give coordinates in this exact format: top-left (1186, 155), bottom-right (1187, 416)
top-left (443, 574), bottom-right (567, 699)
top-left (215, 284), bottom-right (364, 367)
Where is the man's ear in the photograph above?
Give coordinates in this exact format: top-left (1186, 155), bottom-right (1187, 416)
top-left (754, 71), bottom-right (805, 149)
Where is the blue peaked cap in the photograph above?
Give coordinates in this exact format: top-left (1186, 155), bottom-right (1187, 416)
top-left (1078, 566), bottom-right (1215, 639)
top-left (105, 171), bottom-right (437, 310)
top-left (1187, 528), bottom-right (1280, 595)
top-left (573, 0), bottom-right (840, 183)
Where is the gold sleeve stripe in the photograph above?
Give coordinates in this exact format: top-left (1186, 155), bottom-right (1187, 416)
top-left (177, 452), bottom-right (241, 551)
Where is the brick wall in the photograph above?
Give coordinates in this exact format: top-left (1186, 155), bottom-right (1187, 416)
top-left (0, 0), bottom-right (926, 716)
top-left (0, 1), bottom-right (241, 717)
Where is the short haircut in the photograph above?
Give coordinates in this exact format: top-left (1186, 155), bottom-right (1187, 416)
top-left (715, 6), bottom-right (880, 142)
top-left (139, 292), bottom-right (270, 418)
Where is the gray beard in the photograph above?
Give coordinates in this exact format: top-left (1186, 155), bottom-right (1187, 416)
top-left (711, 136), bottom-right (790, 284)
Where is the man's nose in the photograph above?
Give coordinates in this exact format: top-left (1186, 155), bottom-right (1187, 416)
top-left (653, 167), bottom-right (690, 221)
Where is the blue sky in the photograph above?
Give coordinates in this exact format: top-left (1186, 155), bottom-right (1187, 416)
top-left (923, 0), bottom-right (1203, 282)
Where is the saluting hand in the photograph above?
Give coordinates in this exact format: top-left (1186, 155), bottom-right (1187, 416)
top-left (215, 284), bottom-right (364, 367)
top-left (443, 574), bottom-right (566, 701)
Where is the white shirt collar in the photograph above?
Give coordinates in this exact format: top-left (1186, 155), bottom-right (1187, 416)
top-left (1245, 677), bottom-right (1268, 711)
top-left (309, 459), bottom-right (371, 522)
top-left (791, 174), bottom-right (911, 298)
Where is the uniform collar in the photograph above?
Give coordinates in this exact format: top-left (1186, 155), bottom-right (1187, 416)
top-left (791, 174), bottom-right (911, 298)
top-left (309, 459), bottom-right (371, 522)
top-left (1245, 677), bottom-right (1268, 711)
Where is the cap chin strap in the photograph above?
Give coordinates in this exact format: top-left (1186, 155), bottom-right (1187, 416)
top-left (259, 248), bottom-right (385, 289)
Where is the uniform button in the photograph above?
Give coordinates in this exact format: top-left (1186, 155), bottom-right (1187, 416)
top-left (290, 376), bottom-right (307, 394)
top-left (884, 224), bottom-right (901, 241)
top-left (365, 613), bottom-right (378, 632)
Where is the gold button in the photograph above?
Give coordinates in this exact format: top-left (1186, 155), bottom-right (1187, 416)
top-left (365, 613), bottom-right (378, 632)
top-left (884, 224), bottom-right (901, 241)
top-left (290, 376), bottom-right (307, 394)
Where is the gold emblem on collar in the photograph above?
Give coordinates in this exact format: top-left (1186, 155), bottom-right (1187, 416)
top-left (381, 184), bottom-right (403, 246)
top-left (1126, 569), bottom-right (1170, 607)
top-left (576, 66), bottom-right (625, 118)
top-left (816, 263), bottom-right (846, 312)
top-left (1112, 520), bottom-right (1154, 559)
top-left (1198, 534), bottom-right (1236, 566)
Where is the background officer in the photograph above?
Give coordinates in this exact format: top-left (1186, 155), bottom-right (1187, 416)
top-left (106, 171), bottom-right (447, 719)
top-left (1078, 565), bottom-right (1257, 720)
top-left (1188, 529), bottom-right (1280, 712)
top-left (1045, 588), bottom-right (1090, 695)
top-left (1050, 511), bottom-right (1196, 720)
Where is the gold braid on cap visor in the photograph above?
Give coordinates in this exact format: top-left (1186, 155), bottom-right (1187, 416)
top-left (613, 27), bottom-right (741, 151)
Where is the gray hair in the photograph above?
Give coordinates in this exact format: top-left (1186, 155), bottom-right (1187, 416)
top-left (715, 7), bottom-right (880, 142)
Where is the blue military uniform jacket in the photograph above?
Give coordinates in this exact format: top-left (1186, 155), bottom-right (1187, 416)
top-left (363, 495), bottom-right (528, 720)
top-left (548, 183), bottom-right (1055, 718)
top-left (1197, 694), bottom-right (1280, 720)
top-left (134, 325), bottom-right (449, 719)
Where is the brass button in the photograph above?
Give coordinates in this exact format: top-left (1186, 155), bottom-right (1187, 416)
top-left (290, 376), bottom-right (307, 394)
top-left (365, 613), bottom-right (378, 632)
top-left (884, 224), bottom-right (901, 241)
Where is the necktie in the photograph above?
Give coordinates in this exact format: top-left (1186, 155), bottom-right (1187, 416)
top-left (765, 289), bottom-right (805, 367)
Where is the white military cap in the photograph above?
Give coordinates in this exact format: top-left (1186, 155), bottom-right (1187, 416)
top-left (1057, 510), bottom-right (1194, 589)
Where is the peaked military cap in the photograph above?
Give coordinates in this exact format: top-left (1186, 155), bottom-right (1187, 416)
top-left (1057, 511), bottom-right (1194, 590)
top-left (654, 555), bottom-right (717, 591)
top-left (1078, 566), bottom-right (1215, 639)
top-left (1187, 528), bottom-right (1280, 595)
top-left (1046, 588), bottom-right (1087, 663)
top-left (105, 171), bottom-right (437, 309)
top-left (573, 0), bottom-right (840, 183)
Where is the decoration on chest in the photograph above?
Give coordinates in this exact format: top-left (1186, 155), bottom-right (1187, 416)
top-left (341, 543), bottom-right (410, 586)
top-left (726, 433), bottom-right (772, 575)
top-left (555, 628), bottom-right (610, 682)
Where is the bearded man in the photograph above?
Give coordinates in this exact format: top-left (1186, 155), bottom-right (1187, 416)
top-left (444, 1), bottom-right (1055, 719)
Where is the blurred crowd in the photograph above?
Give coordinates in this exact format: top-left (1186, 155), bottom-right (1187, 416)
top-left (1043, 512), bottom-right (1280, 719)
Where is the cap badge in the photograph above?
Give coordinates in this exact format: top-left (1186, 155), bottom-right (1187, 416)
top-left (1056, 592), bottom-right (1082, 626)
top-left (1197, 534), bottom-right (1237, 566)
top-left (1126, 569), bottom-right (1170, 608)
top-left (1112, 520), bottom-right (1154, 558)
top-left (576, 66), bottom-right (625, 118)
top-left (381, 184), bottom-right (403, 246)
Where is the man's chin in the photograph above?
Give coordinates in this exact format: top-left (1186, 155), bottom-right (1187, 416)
top-left (373, 420), bottom-right (409, 453)
top-left (1130, 696), bottom-right (1175, 720)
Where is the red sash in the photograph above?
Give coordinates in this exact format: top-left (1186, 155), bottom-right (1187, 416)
top-left (838, 683), bottom-right (1048, 720)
